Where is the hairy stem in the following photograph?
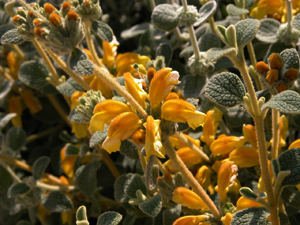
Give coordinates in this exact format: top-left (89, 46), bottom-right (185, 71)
top-left (271, 109), bottom-right (280, 159)
top-left (36, 180), bottom-right (76, 192)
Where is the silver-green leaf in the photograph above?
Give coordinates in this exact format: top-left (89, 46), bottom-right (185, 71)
top-left (180, 75), bottom-right (206, 98)
top-left (206, 47), bottom-right (237, 61)
top-left (262, 90), bottom-right (300, 114)
top-left (235, 19), bottom-right (260, 46)
top-left (69, 48), bottom-right (94, 76)
top-left (280, 48), bottom-right (300, 77)
top-left (194, 1), bottom-right (217, 26)
top-left (226, 4), bottom-right (249, 16)
top-left (57, 78), bottom-right (85, 97)
top-left (239, 187), bottom-right (258, 201)
top-left (256, 19), bottom-right (280, 43)
top-left (205, 72), bottom-right (246, 107)
top-left (33, 156), bottom-right (50, 180)
top-left (5, 127), bottom-right (26, 152)
top-left (89, 126), bottom-right (108, 147)
top-left (292, 14), bottom-right (300, 31)
top-left (42, 191), bottom-right (74, 212)
top-left (278, 148), bottom-right (300, 186)
top-left (139, 193), bottom-right (162, 217)
top-left (92, 21), bottom-right (113, 42)
top-left (151, 4), bottom-right (179, 31)
top-left (124, 174), bottom-right (147, 198)
top-left (231, 207), bottom-right (269, 225)
top-left (8, 182), bottom-right (30, 198)
top-left (1, 29), bottom-right (24, 45)
top-left (97, 211), bottom-right (122, 225)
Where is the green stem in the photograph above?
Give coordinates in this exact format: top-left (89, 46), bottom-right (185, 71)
top-left (0, 161), bottom-right (22, 182)
top-left (44, 47), bottom-right (92, 91)
top-left (286, 0), bottom-right (293, 30)
top-left (162, 135), bottom-right (221, 220)
top-left (32, 39), bottom-right (60, 86)
top-left (93, 66), bottom-right (148, 117)
top-left (83, 21), bottom-right (106, 68)
top-left (271, 108), bottom-right (280, 159)
top-left (209, 17), bottom-right (216, 34)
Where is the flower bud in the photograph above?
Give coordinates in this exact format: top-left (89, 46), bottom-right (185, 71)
top-left (269, 53), bottom-right (282, 70)
top-left (256, 61), bottom-right (269, 74)
top-left (132, 129), bottom-right (146, 144)
top-left (44, 3), bottom-right (57, 15)
top-left (284, 68), bottom-right (299, 80)
top-left (62, 1), bottom-right (72, 11)
top-left (33, 18), bottom-right (43, 27)
top-left (276, 82), bottom-right (287, 93)
top-left (34, 27), bottom-right (45, 37)
top-left (49, 12), bottom-right (61, 26)
top-left (266, 69), bottom-right (279, 84)
top-left (67, 10), bottom-right (79, 21)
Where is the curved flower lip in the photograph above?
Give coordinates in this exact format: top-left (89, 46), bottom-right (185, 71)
top-left (89, 100), bottom-right (132, 132)
top-left (124, 72), bottom-right (148, 109)
top-left (173, 215), bottom-right (209, 225)
top-left (210, 135), bottom-right (244, 156)
top-left (161, 99), bottom-right (206, 130)
top-left (236, 196), bottom-right (263, 211)
top-left (229, 146), bottom-right (259, 168)
top-left (102, 112), bottom-right (141, 153)
top-left (149, 68), bottom-right (180, 108)
top-left (144, 116), bottom-right (165, 161)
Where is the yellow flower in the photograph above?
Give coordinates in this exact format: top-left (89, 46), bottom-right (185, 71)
top-left (7, 51), bottom-right (21, 80)
top-left (221, 212), bottom-right (233, 225)
top-left (215, 161), bottom-right (238, 203)
top-left (144, 116), bottom-right (165, 161)
top-left (148, 68), bottom-right (180, 108)
top-left (242, 124), bottom-right (257, 148)
top-left (9, 96), bottom-right (23, 127)
top-left (236, 196), bottom-right (263, 211)
top-left (89, 100), bottom-right (132, 132)
top-left (201, 107), bottom-right (223, 146)
top-left (88, 75), bottom-right (113, 99)
top-left (102, 112), bottom-right (141, 153)
top-left (164, 147), bottom-right (203, 172)
top-left (71, 122), bottom-right (88, 138)
top-left (195, 165), bottom-right (212, 190)
top-left (210, 135), bottom-right (244, 156)
top-left (21, 89), bottom-right (42, 114)
top-left (102, 39), bottom-right (119, 70)
top-left (60, 146), bottom-right (78, 179)
top-left (173, 215), bottom-right (209, 225)
top-left (172, 187), bottom-right (208, 210)
top-left (124, 72), bottom-right (148, 109)
top-left (161, 99), bottom-right (206, 130)
top-left (250, 0), bottom-right (284, 20)
top-left (169, 133), bottom-right (200, 149)
top-left (289, 139), bottom-right (300, 149)
top-left (115, 52), bottom-right (150, 77)
top-left (229, 146), bottom-right (260, 168)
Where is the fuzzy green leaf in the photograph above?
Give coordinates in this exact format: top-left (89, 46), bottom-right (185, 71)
top-left (240, 187), bottom-right (258, 201)
top-left (280, 48), bottom-right (300, 77)
top-left (114, 174), bottom-right (132, 203)
top-left (65, 144), bottom-right (80, 155)
top-left (231, 207), bottom-right (269, 225)
top-left (5, 127), bottom-right (26, 152)
top-left (278, 148), bottom-right (300, 186)
top-left (33, 156), bottom-right (50, 180)
top-left (139, 193), bottom-right (162, 217)
top-left (69, 109), bottom-right (85, 123)
top-left (92, 21), bottom-right (113, 42)
top-left (199, 33), bottom-right (221, 51)
top-left (292, 14), bottom-right (300, 31)
top-left (120, 140), bottom-right (139, 160)
top-left (0, 113), bottom-right (16, 132)
top-left (156, 42), bottom-right (173, 66)
top-left (206, 47), bottom-right (237, 61)
top-left (89, 126), bottom-right (108, 147)
top-left (235, 19), bottom-right (260, 46)
top-left (256, 19), bottom-right (280, 43)
top-left (245, 0), bottom-right (256, 9)
top-left (281, 186), bottom-right (300, 209)
top-left (69, 48), bottom-right (94, 76)
top-left (226, 4), bottom-right (249, 16)
top-left (262, 90), bottom-right (300, 114)
top-left (19, 61), bottom-right (49, 90)
top-left (205, 72), bottom-right (246, 107)
top-left (7, 182), bottom-right (30, 198)
top-left (151, 4), bottom-right (179, 31)
top-left (42, 191), bottom-right (74, 212)
top-left (163, 204), bottom-right (181, 225)
top-left (57, 78), bottom-right (85, 97)
top-left (97, 211), bottom-right (122, 225)
top-left (1, 29), bottom-right (24, 45)
top-left (124, 174), bottom-right (147, 198)
top-left (216, 25), bottom-right (227, 43)
top-left (76, 206), bottom-right (88, 221)
top-left (121, 22), bottom-right (151, 39)
top-left (0, 78), bottom-right (12, 99)
top-left (194, 1), bottom-right (217, 26)
top-left (0, 166), bottom-right (12, 193)
top-left (75, 161), bottom-right (100, 196)
top-left (180, 75), bottom-right (206, 98)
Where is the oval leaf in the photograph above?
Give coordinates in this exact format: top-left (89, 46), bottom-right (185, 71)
top-left (151, 4), bottom-right (179, 31)
top-left (121, 22), bottom-right (151, 39)
top-left (262, 90), bottom-right (300, 114)
top-left (280, 48), bottom-right (300, 77)
top-left (92, 21), bottom-right (113, 42)
top-left (19, 61), bottom-right (49, 90)
top-left (0, 166), bottom-right (12, 193)
top-left (76, 205), bottom-right (88, 221)
top-left (199, 33), bottom-right (221, 51)
top-left (89, 127), bottom-right (108, 147)
top-left (235, 19), bottom-right (260, 46)
top-left (278, 148), bottom-right (300, 186)
top-left (194, 1), bottom-right (217, 26)
top-left (1, 29), bottom-right (24, 45)
top-left (97, 211), bottom-right (122, 225)
top-left (57, 78), bottom-right (85, 97)
top-left (256, 19), bottom-right (280, 43)
top-left (114, 174), bottom-right (132, 203)
top-left (206, 47), bottom-right (237, 61)
top-left (156, 42), bottom-right (173, 66)
top-left (124, 174), bottom-right (147, 198)
top-left (226, 4), bottom-right (249, 16)
top-left (42, 191), bottom-right (74, 212)
top-left (139, 193), bottom-right (162, 217)
top-left (205, 72), bottom-right (246, 107)
top-left (0, 78), bottom-right (12, 99)
top-left (163, 204), bottom-right (181, 225)
top-left (0, 113), bottom-right (16, 132)
top-left (292, 14), bottom-right (300, 31)
top-left (281, 186), bottom-right (300, 209)
top-left (120, 140), bottom-right (139, 160)
top-left (8, 182), bottom-right (30, 198)
top-left (231, 207), bottom-right (269, 225)
top-left (69, 48), bottom-right (94, 76)
top-left (239, 187), bottom-right (258, 201)
top-left (33, 156), bottom-right (50, 180)
top-left (180, 75), bottom-right (206, 98)
top-left (5, 126), bottom-right (26, 152)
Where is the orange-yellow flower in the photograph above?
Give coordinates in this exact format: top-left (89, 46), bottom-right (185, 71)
top-left (71, 122), bottom-right (88, 138)
top-left (215, 161), bottom-right (238, 203)
top-left (236, 196), bottom-right (263, 211)
top-left (9, 96), bottom-right (23, 127)
top-left (210, 135), bottom-right (244, 156)
top-left (195, 165), bottom-right (212, 190)
top-left (289, 139), bottom-right (300, 149)
top-left (172, 187), bottom-right (208, 210)
top-left (148, 68), bottom-right (180, 108)
top-left (60, 145), bottom-right (78, 178)
top-left (21, 89), bottom-right (42, 114)
top-left (161, 99), bottom-right (206, 130)
top-left (164, 147), bottom-right (203, 172)
top-left (115, 52), bottom-right (150, 77)
top-left (243, 124), bottom-right (257, 148)
top-left (201, 107), bottom-right (223, 146)
top-left (87, 75), bottom-right (113, 99)
top-left (229, 146), bottom-right (260, 168)
top-left (102, 112), bottom-right (141, 153)
top-left (169, 133), bottom-right (200, 149)
top-left (144, 116), bottom-right (165, 161)
top-left (89, 100), bottom-right (132, 132)
top-left (173, 215), bottom-right (209, 225)
top-left (7, 51), bottom-right (20, 80)
top-left (250, 0), bottom-right (284, 20)
top-left (221, 212), bottom-right (233, 225)
top-left (102, 39), bottom-right (119, 70)
top-left (124, 72), bottom-right (148, 109)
